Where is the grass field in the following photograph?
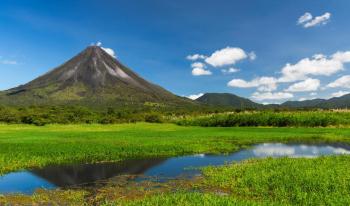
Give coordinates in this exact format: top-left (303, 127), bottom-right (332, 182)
top-left (176, 111), bottom-right (350, 127)
top-left (1, 123), bottom-right (350, 175)
top-left (2, 123), bottom-right (350, 205)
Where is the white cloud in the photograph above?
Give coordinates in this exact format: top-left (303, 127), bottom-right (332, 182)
top-left (191, 62), bottom-right (206, 69)
top-left (298, 97), bottom-right (318, 101)
top-left (298, 12), bottom-right (331, 28)
top-left (331, 90), bottom-right (350, 98)
top-left (278, 51), bottom-right (350, 83)
top-left (205, 47), bottom-right (248, 67)
top-left (101, 47), bottom-right (116, 58)
top-left (186, 54), bottom-right (207, 61)
top-left (304, 12), bottom-right (331, 28)
top-left (332, 51), bottom-right (350, 62)
top-left (221, 67), bottom-right (240, 74)
top-left (192, 68), bottom-right (212, 76)
top-left (298, 12), bottom-right (313, 25)
top-left (327, 75), bottom-right (350, 88)
top-left (251, 92), bottom-right (293, 101)
top-left (310, 92), bottom-right (317, 96)
top-left (285, 78), bottom-right (320, 92)
top-left (0, 60), bottom-right (18, 65)
top-left (248, 52), bottom-right (257, 60)
top-left (191, 61), bottom-right (212, 76)
top-left (93, 41), bottom-right (117, 58)
top-left (186, 93), bottom-right (204, 100)
top-left (96, 41), bottom-right (102, 46)
top-left (227, 76), bottom-right (277, 92)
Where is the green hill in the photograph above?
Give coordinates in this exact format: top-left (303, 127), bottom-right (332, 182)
top-left (195, 93), bottom-right (262, 109)
top-left (281, 99), bottom-right (326, 108)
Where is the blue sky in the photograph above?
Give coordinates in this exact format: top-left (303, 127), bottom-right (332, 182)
top-left (1, 0), bottom-right (350, 103)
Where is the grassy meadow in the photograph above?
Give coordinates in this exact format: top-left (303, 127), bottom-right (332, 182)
top-left (1, 123), bottom-right (350, 175)
top-left (1, 122), bottom-right (350, 205)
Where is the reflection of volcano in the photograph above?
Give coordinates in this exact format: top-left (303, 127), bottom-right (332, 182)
top-left (30, 159), bottom-right (165, 188)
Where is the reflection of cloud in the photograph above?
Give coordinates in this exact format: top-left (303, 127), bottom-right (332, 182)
top-left (193, 154), bottom-right (205, 158)
top-left (330, 147), bottom-right (350, 155)
top-left (252, 143), bottom-right (350, 158)
top-left (253, 143), bottom-right (295, 157)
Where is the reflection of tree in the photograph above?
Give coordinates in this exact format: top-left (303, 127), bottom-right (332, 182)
top-left (31, 159), bottom-right (165, 187)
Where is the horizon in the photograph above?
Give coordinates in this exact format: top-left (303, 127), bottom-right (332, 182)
top-left (1, 0), bottom-right (350, 104)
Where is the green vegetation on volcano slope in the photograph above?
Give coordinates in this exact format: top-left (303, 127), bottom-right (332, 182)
top-left (1, 123), bottom-right (350, 175)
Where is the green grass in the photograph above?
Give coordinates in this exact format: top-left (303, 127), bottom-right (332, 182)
top-left (200, 156), bottom-right (350, 205)
top-left (176, 111), bottom-right (350, 127)
top-left (1, 123), bottom-right (350, 175)
top-left (111, 192), bottom-right (274, 206)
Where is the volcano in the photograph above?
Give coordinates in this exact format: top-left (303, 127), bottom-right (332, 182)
top-left (0, 46), bottom-right (193, 107)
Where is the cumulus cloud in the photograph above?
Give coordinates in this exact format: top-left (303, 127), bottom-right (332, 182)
top-left (327, 75), bottom-right (350, 88)
top-left (186, 93), bottom-right (204, 100)
top-left (94, 41), bottom-right (117, 58)
top-left (186, 47), bottom-right (255, 76)
top-left (191, 62), bottom-right (206, 69)
top-left (205, 47), bottom-right (249, 67)
top-left (298, 12), bottom-right (331, 28)
top-left (251, 92), bottom-right (293, 101)
top-left (191, 62), bottom-right (212, 76)
top-left (278, 52), bottom-right (350, 83)
top-left (227, 77), bottom-right (277, 92)
top-left (192, 68), bottom-right (212, 76)
top-left (285, 78), bottom-right (320, 92)
top-left (186, 54), bottom-right (207, 61)
top-left (310, 92), bottom-right (317, 96)
top-left (221, 67), bottom-right (240, 74)
top-left (298, 12), bottom-right (313, 25)
top-left (331, 90), bottom-right (350, 98)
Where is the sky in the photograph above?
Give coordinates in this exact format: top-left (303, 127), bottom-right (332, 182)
top-left (1, 0), bottom-right (350, 104)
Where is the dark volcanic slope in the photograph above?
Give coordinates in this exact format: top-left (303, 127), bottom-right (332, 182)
top-left (196, 93), bottom-right (262, 109)
top-left (0, 46), bottom-right (193, 107)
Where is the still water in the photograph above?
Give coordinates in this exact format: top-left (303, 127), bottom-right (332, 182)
top-left (1, 143), bottom-right (350, 195)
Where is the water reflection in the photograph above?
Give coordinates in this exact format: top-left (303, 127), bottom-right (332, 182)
top-left (31, 159), bottom-right (165, 188)
top-left (1, 143), bottom-right (350, 195)
top-left (252, 143), bottom-right (350, 157)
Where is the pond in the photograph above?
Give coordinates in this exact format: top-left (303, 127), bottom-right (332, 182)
top-left (1, 143), bottom-right (350, 195)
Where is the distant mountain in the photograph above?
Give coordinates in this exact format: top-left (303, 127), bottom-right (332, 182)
top-left (195, 93), bottom-right (262, 109)
top-left (281, 99), bottom-right (326, 108)
top-left (281, 94), bottom-right (350, 109)
top-left (318, 94), bottom-right (350, 109)
top-left (0, 46), bottom-right (194, 108)
top-left (196, 92), bottom-right (350, 110)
